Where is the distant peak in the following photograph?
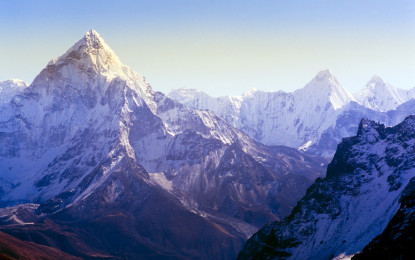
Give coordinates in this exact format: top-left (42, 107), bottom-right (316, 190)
top-left (169, 88), bottom-right (204, 96)
top-left (168, 88), bottom-right (210, 101)
top-left (315, 69), bottom-right (335, 81)
top-left (301, 69), bottom-right (354, 110)
top-left (0, 79), bottom-right (27, 87)
top-left (368, 75), bottom-right (385, 84)
top-left (307, 69), bottom-right (341, 89)
top-left (0, 79), bottom-right (27, 105)
top-left (243, 88), bottom-right (258, 96)
top-left (364, 75), bottom-right (393, 92)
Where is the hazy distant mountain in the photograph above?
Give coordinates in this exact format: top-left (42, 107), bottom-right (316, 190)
top-left (353, 76), bottom-right (415, 112)
top-left (0, 79), bottom-right (27, 105)
top-left (170, 70), bottom-right (354, 151)
top-left (169, 73), bottom-right (415, 156)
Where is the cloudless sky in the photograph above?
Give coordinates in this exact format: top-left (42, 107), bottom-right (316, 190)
top-left (0, 0), bottom-right (414, 96)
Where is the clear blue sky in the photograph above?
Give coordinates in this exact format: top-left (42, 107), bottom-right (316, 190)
top-left (1, 0), bottom-right (414, 96)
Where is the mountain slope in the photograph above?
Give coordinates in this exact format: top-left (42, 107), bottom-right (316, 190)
top-left (1, 156), bottom-right (244, 259)
top-left (0, 230), bottom-right (80, 260)
top-left (238, 115), bottom-right (415, 259)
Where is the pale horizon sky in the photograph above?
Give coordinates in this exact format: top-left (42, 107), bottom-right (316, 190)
top-left (0, 0), bottom-right (414, 97)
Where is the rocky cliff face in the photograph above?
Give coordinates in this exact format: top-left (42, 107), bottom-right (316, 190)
top-left (238, 115), bottom-right (415, 260)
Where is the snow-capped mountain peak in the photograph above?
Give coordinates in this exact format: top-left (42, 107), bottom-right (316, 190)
top-left (242, 88), bottom-right (259, 96)
top-left (365, 76), bottom-right (396, 94)
top-left (300, 69), bottom-right (354, 110)
top-left (48, 29), bottom-right (121, 67)
top-left (0, 79), bottom-right (28, 105)
top-left (168, 88), bottom-right (207, 103)
top-left (353, 76), bottom-right (415, 112)
top-left (314, 69), bottom-right (336, 81)
top-left (0, 79), bottom-right (27, 87)
top-left (0, 79), bottom-right (27, 90)
top-left (30, 30), bottom-right (153, 106)
top-left (368, 75), bottom-right (385, 84)
top-left (84, 29), bottom-right (106, 45)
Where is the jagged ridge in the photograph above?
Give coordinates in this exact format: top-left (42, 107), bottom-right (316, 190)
top-left (238, 115), bottom-right (415, 259)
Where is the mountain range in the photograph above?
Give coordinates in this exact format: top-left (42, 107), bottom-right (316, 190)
top-left (0, 30), bottom-right (413, 259)
top-left (0, 30), bottom-right (327, 259)
top-left (169, 72), bottom-right (415, 157)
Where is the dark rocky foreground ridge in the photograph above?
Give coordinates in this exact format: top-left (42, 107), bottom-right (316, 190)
top-left (0, 31), bottom-right (327, 259)
top-left (238, 115), bottom-right (415, 259)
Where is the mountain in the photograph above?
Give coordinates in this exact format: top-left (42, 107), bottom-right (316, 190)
top-left (353, 76), bottom-right (415, 112)
top-left (170, 70), bottom-right (355, 152)
top-left (237, 115), bottom-right (415, 259)
top-left (0, 79), bottom-right (27, 105)
top-left (169, 73), bottom-right (415, 156)
top-left (310, 97), bottom-right (415, 156)
top-left (0, 30), bottom-right (327, 259)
